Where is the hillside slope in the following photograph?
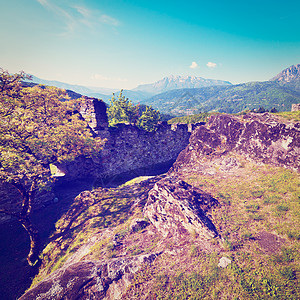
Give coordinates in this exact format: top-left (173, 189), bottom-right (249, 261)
top-left (143, 81), bottom-right (300, 115)
top-left (21, 113), bottom-right (300, 300)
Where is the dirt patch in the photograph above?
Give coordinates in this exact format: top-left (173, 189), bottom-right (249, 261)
top-left (256, 231), bottom-right (285, 253)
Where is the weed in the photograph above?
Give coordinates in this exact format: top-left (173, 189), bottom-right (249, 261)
top-left (280, 266), bottom-right (297, 281)
top-left (245, 204), bottom-right (259, 212)
top-left (273, 248), bottom-right (295, 264)
top-left (218, 192), bottom-right (231, 205)
top-left (287, 231), bottom-right (300, 240)
top-left (249, 213), bottom-right (263, 221)
top-left (107, 250), bottom-right (117, 259)
top-left (241, 232), bottom-right (254, 241)
top-left (276, 204), bottom-right (289, 212)
top-left (263, 194), bottom-right (280, 204)
top-left (189, 245), bottom-right (200, 257)
top-left (223, 237), bottom-right (234, 251)
top-left (251, 190), bottom-right (264, 198)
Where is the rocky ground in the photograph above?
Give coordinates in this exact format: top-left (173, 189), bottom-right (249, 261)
top-left (20, 113), bottom-right (300, 299)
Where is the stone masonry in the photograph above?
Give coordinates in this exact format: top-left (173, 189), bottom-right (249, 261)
top-left (57, 99), bottom-right (194, 181)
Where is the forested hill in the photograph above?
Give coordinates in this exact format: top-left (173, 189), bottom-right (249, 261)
top-left (142, 81), bottom-right (300, 115)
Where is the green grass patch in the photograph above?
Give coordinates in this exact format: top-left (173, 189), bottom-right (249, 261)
top-left (275, 111), bottom-right (300, 122)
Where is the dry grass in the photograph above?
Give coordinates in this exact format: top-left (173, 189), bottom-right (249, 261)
top-left (31, 157), bottom-right (300, 299)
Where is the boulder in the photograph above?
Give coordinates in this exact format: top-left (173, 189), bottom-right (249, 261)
top-left (143, 177), bottom-right (219, 239)
top-left (218, 257), bottom-right (231, 268)
top-left (20, 253), bottom-right (160, 300)
top-left (172, 113), bottom-right (300, 173)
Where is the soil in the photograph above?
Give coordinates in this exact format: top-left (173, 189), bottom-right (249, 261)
top-left (256, 231), bottom-right (285, 253)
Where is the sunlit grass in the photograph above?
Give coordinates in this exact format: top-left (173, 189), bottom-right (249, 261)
top-left (275, 111), bottom-right (300, 122)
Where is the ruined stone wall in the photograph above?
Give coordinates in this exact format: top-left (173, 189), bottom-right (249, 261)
top-left (76, 97), bottom-right (108, 132)
top-left (55, 97), bottom-right (196, 181)
top-left (59, 122), bottom-right (193, 181)
top-left (291, 103), bottom-right (300, 111)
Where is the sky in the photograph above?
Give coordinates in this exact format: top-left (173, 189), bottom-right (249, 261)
top-left (1, 0), bottom-right (300, 89)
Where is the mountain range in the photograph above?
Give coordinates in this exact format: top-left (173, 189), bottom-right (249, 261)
top-left (26, 75), bottom-right (231, 103)
top-left (143, 80), bottom-right (300, 115)
top-left (132, 75), bottom-right (231, 94)
top-left (141, 64), bottom-right (300, 115)
top-left (271, 63), bottom-right (300, 93)
top-left (27, 65), bottom-right (300, 115)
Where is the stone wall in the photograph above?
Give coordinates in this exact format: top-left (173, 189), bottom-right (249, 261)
top-left (76, 97), bottom-right (108, 132)
top-left (291, 103), bottom-right (300, 111)
top-left (58, 122), bottom-right (193, 181)
top-left (55, 98), bottom-right (198, 181)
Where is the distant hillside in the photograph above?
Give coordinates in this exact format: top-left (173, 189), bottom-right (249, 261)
top-left (25, 75), bottom-right (109, 100)
top-left (143, 81), bottom-right (300, 115)
top-left (24, 76), bottom-right (151, 103)
top-left (270, 64), bottom-right (300, 92)
top-left (133, 75), bottom-right (231, 95)
top-left (25, 68), bottom-right (300, 116)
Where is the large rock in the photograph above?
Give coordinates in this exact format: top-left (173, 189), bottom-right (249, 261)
top-left (143, 177), bottom-right (219, 239)
top-left (20, 253), bottom-right (160, 300)
top-left (172, 113), bottom-right (300, 173)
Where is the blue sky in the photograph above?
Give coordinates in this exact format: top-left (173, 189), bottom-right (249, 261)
top-left (1, 0), bottom-right (300, 89)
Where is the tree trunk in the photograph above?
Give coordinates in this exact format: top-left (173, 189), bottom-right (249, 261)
top-left (18, 215), bottom-right (41, 266)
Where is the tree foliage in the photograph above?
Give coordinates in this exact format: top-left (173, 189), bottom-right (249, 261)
top-left (107, 90), bottom-right (161, 131)
top-left (138, 105), bottom-right (161, 131)
top-left (107, 90), bottom-right (138, 126)
top-left (0, 69), bottom-right (104, 265)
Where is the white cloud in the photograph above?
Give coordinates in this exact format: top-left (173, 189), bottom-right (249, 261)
top-left (36, 1), bottom-right (120, 37)
top-left (207, 62), bottom-right (217, 68)
top-left (92, 74), bottom-right (110, 81)
top-left (36, 0), bottom-right (48, 5)
top-left (73, 5), bottom-right (91, 18)
top-left (190, 61), bottom-right (198, 69)
top-left (99, 14), bottom-right (120, 26)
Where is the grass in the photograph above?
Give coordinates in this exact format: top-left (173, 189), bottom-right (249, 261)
top-left (167, 112), bottom-right (218, 124)
top-left (275, 111), bottom-right (300, 122)
top-left (30, 157), bottom-right (300, 299)
top-left (30, 180), bottom-right (152, 286)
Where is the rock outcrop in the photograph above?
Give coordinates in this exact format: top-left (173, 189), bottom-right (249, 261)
top-left (172, 113), bottom-right (300, 173)
top-left (270, 64), bottom-right (300, 92)
top-left (144, 177), bottom-right (219, 239)
top-left (271, 64), bottom-right (300, 83)
top-left (17, 112), bottom-right (300, 300)
top-left (20, 253), bottom-right (160, 300)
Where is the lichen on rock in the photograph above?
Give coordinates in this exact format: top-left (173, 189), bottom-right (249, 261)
top-left (20, 253), bottom-right (160, 300)
top-left (144, 177), bottom-right (219, 239)
top-left (172, 113), bottom-right (300, 174)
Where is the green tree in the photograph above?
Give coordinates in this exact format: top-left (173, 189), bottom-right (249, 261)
top-left (0, 69), bottom-right (104, 265)
top-left (270, 107), bottom-right (278, 113)
top-left (138, 105), bottom-right (161, 132)
top-left (107, 90), bottom-right (138, 126)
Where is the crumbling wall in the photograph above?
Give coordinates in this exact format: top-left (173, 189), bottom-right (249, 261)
top-left (291, 103), bottom-right (300, 111)
top-left (59, 122), bottom-right (193, 181)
